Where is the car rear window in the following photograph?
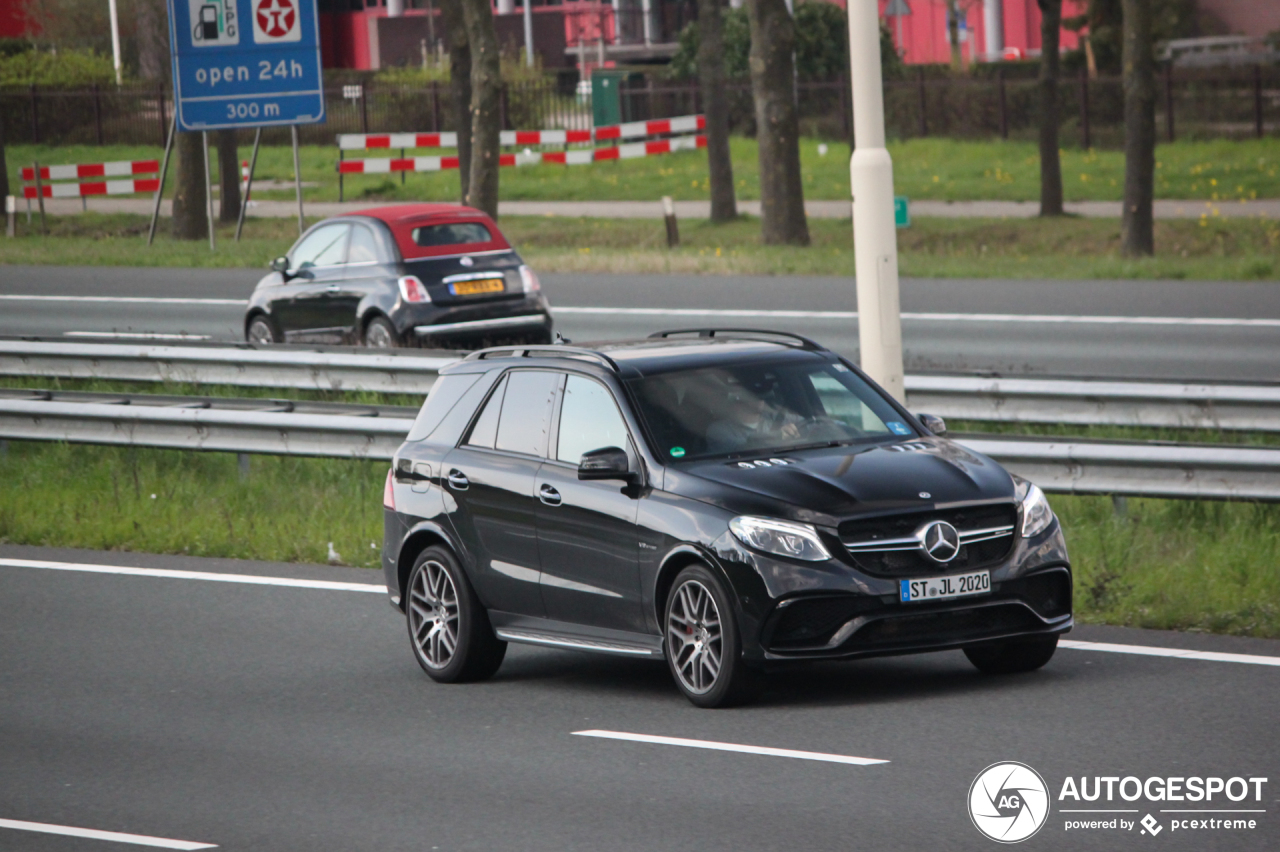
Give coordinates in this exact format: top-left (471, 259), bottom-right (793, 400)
top-left (389, 215), bottom-right (510, 260)
top-left (412, 223), bottom-right (491, 247)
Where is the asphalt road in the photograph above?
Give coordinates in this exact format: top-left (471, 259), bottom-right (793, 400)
top-left (1, 266), bottom-right (1279, 380)
top-left (1, 545), bottom-right (1277, 852)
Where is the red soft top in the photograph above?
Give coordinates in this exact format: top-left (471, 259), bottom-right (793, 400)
top-left (349, 203), bottom-right (510, 260)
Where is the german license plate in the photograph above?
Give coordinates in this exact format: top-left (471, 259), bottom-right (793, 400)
top-left (900, 570), bottom-right (991, 603)
top-left (449, 277), bottom-right (505, 296)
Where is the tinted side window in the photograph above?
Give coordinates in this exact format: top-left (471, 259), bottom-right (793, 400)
top-left (347, 225), bottom-right (381, 264)
top-left (557, 376), bottom-right (629, 464)
top-left (406, 373), bottom-right (483, 442)
top-left (291, 224), bottom-right (350, 269)
top-left (465, 375), bottom-right (507, 449)
top-left (495, 371), bottom-right (560, 457)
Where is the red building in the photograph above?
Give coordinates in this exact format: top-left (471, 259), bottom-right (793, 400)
top-left (875, 0), bottom-right (1089, 66)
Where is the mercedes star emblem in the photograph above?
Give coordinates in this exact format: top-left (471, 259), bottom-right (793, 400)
top-left (917, 520), bottom-right (961, 563)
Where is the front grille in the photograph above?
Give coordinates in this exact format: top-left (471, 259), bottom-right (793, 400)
top-left (768, 595), bottom-right (883, 649)
top-left (845, 603), bottom-right (1042, 650)
top-left (1002, 569), bottom-right (1072, 619)
top-left (838, 503), bottom-right (1018, 577)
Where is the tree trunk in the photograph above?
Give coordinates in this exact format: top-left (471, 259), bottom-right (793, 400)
top-left (216, 129), bottom-right (241, 224)
top-left (134, 0), bottom-right (169, 82)
top-left (171, 132), bottom-right (209, 240)
top-left (1037, 0), bottom-right (1064, 216)
top-left (459, 0), bottom-right (500, 218)
top-left (698, 0), bottom-right (736, 222)
top-left (746, 0), bottom-right (808, 246)
top-left (1121, 0), bottom-right (1156, 256)
top-left (947, 0), bottom-right (963, 73)
top-left (439, 0), bottom-right (473, 203)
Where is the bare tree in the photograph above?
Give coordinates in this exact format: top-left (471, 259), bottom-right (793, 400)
top-left (1121, 0), bottom-right (1155, 255)
top-left (216, 130), bottom-right (241, 223)
top-left (439, 0), bottom-right (473, 202)
top-left (746, 0), bottom-right (808, 246)
top-left (459, 0), bottom-right (500, 217)
top-left (171, 133), bottom-right (209, 240)
top-left (134, 0), bottom-right (169, 82)
top-left (698, 0), bottom-right (736, 222)
top-left (946, 0), bottom-right (964, 72)
top-left (1037, 0), bottom-right (1064, 216)
top-left (0, 114), bottom-right (9, 201)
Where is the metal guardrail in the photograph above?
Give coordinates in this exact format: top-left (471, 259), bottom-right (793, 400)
top-left (0, 340), bottom-right (452, 394)
top-left (904, 375), bottom-right (1280, 433)
top-left (1, 393), bottom-right (1278, 500)
top-left (4, 340), bottom-right (1280, 433)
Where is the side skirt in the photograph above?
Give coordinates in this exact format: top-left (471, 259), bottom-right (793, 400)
top-left (488, 612), bottom-right (665, 659)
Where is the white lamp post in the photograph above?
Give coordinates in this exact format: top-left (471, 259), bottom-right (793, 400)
top-left (107, 0), bottom-right (123, 85)
top-left (847, 0), bottom-right (905, 401)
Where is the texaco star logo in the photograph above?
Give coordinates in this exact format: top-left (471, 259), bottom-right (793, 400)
top-left (256, 0), bottom-right (296, 39)
top-left (917, 520), bottom-right (961, 563)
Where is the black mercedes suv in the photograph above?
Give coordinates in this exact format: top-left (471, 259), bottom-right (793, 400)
top-left (381, 330), bottom-right (1072, 707)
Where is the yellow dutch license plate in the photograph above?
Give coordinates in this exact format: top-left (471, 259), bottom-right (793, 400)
top-left (450, 277), bottom-right (505, 296)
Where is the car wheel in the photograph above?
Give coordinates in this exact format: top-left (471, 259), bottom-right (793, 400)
top-left (964, 635), bottom-right (1059, 675)
top-left (664, 564), bottom-right (756, 708)
top-left (246, 315), bottom-right (280, 345)
top-left (406, 546), bottom-right (506, 683)
top-left (364, 316), bottom-right (399, 348)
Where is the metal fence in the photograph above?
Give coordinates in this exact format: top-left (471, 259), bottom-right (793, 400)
top-left (3, 65), bottom-right (1274, 148)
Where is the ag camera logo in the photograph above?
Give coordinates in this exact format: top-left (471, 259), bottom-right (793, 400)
top-left (969, 762), bottom-right (1051, 843)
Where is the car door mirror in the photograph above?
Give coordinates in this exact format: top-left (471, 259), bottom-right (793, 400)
top-left (578, 446), bottom-right (635, 482)
top-left (270, 256), bottom-right (293, 279)
top-left (917, 413), bottom-right (947, 436)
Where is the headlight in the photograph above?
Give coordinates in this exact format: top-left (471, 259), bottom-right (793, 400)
top-left (1017, 480), bottom-right (1055, 538)
top-left (729, 516), bottom-right (831, 562)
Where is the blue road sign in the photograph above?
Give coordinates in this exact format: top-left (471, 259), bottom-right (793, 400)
top-left (167, 0), bottom-right (325, 131)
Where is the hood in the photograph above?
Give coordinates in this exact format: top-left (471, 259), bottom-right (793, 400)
top-left (669, 438), bottom-right (1015, 527)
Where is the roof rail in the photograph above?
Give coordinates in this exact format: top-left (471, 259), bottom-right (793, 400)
top-left (463, 344), bottom-right (620, 372)
top-left (648, 328), bottom-right (828, 351)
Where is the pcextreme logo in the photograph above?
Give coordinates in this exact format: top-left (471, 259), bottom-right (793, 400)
top-left (969, 762), bottom-right (1270, 843)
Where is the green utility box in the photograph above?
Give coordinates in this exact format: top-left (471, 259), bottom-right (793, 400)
top-left (591, 70), bottom-right (624, 128)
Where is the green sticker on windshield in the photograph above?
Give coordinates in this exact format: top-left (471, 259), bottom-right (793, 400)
top-left (670, 447), bottom-right (686, 458)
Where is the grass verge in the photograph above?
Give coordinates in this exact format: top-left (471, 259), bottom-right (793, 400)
top-left (8, 137), bottom-right (1279, 203)
top-left (0, 439), bottom-right (1277, 637)
top-left (2, 212), bottom-right (1277, 280)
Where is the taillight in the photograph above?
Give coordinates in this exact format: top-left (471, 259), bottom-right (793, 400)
top-left (398, 275), bottom-right (430, 303)
top-left (383, 466), bottom-right (396, 510)
top-left (519, 265), bottom-right (541, 294)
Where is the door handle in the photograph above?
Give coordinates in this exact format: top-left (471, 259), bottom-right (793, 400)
top-left (446, 469), bottom-right (469, 491)
top-left (538, 483), bottom-right (562, 507)
top-left (326, 284), bottom-right (340, 293)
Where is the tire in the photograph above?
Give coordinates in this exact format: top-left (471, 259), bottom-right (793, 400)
top-left (664, 563), bottom-right (756, 708)
top-left (964, 635), bottom-right (1059, 675)
top-left (364, 316), bottom-right (399, 348)
top-left (246, 315), bottom-right (280, 345)
top-left (405, 546), bottom-right (506, 683)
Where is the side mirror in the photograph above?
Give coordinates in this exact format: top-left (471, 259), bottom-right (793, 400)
top-left (578, 446), bottom-right (635, 482)
top-left (270, 256), bottom-right (291, 276)
top-left (917, 413), bottom-right (947, 436)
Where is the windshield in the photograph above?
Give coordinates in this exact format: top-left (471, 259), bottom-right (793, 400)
top-left (627, 359), bottom-right (913, 461)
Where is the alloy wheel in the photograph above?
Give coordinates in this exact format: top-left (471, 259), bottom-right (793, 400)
top-left (408, 560), bottom-right (460, 669)
top-left (666, 579), bottom-right (723, 695)
top-left (365, 321), bottom-right (395, 348)
top-left (247, 319), bottom-right (275, 346)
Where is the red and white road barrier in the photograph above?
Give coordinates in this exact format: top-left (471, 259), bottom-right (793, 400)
top-left (21, 159), bottom-right (161, 200)
top-left (338, 135), bottom-right (706, 175)
top-left (21, 159), bottom-right (159, 182)
top-left (23, 178), bottom-right (161, 199)
top-left (335, 115), bottom-right (704, 151)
